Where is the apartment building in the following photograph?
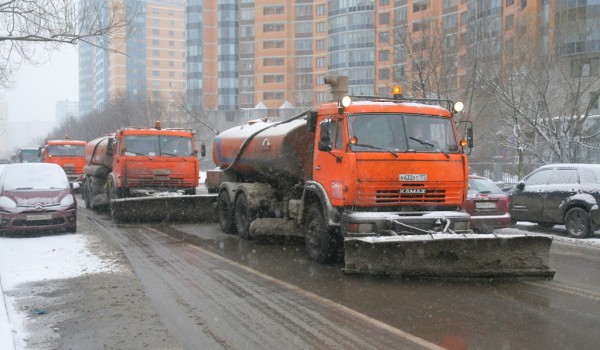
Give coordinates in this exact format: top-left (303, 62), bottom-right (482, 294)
top-left (79, 0), bottom-right (186, 117)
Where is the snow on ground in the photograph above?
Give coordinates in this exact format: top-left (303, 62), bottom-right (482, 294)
top-left (0, 234), bottom-right (114, 350)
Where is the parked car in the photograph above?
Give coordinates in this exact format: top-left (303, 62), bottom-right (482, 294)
top-left (462, 175), bottom-right (511, 233)
top-left (508, 164), bottom-right (600, 238)
top-left (0, 163), bottom-right (78, 235)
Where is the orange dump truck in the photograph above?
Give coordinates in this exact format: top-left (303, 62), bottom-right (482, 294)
top-left (40, 139), bottom-right (87, 183)
top-left (206, 76), bottom-right (554, 278)
top-left (82, 122), bottom-right (215, 222)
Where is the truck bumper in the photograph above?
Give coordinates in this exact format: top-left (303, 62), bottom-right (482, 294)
top-left (340, 210), bottom-right (471, 236)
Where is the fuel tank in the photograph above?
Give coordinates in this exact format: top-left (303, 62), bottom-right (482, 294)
top-left (84, 135), bottom-right (113, 169)
top-left (213, 118), bottom-right (314, 186)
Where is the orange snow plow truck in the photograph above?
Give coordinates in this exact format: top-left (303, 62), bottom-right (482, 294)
top-left (82, 122), bottom-right (216, 222)
top-left (206, 76), bottom-right (554, 278)
top-left (40, 138), bottom-right (87, 183)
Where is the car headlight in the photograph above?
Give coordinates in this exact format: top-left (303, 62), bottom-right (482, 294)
top-left (60, 194), bottom-right (75, 207)
top-left (0, 196), bottom-right (16, 209)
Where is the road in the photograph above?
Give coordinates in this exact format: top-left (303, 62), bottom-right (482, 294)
top-left (81, 205), bottom-right (600, 350)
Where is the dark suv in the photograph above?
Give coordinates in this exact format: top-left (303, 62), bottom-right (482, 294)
top-left (509, 164), bottom-right (600, 238)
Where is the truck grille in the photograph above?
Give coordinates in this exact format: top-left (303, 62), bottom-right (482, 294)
top-left (129, 177), bottom-right (186, 187)
top-left (356, 183), bottom-right (463, 206)
top-left (63, 165), bottom-right (76, 175)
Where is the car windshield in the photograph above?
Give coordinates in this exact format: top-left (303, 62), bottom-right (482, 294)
top-left (47, 145), bottom-right (85, 157)
top-left (347, 114), bottom-right (459, 153)
top-left (124, 135), bottom-right (193, 157)
top-left (468, 177), bottom-right (503, 195)
top-left (2, 164), bottom-right (69, 190)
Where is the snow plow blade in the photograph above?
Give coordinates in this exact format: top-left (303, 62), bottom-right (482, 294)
top-left (344, 234), bottom-right (555, 279)
top-left (110, 194), bottom-right (217, 222)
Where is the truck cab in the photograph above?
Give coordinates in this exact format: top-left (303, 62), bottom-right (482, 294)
top-left (40, 139), bottom-right (87, 183)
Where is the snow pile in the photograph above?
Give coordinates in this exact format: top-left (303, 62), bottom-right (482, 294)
top-left (0, 234), bottom-right (115, 350)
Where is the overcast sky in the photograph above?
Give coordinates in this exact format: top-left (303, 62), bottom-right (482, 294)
top-left (2, 45), bottom-right (79, 151)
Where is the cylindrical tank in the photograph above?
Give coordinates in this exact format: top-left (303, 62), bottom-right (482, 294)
top-left (213, 118), bottom-right (314, 186)
top-left (84, 135), bottom-right (113, 170)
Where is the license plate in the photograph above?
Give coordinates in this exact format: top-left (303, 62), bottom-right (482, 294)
top-left (400, 174), bottom-right (427, 181)
top-left (26, 214), bottom-right (52, 221)
top-left (475, 202), bottom-right (496, 209)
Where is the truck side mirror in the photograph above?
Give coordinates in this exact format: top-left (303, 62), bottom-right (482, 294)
top-left (200, 144), bottom-right (206, 157)
top-left (107, 138), bottom-right (114, 156)
top-left (516, 181), bottom-right (525, 191)
top-left (466, 127), bottom-right (473, 148)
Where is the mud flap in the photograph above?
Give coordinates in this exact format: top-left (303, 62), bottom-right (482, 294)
top-left (343, 234), bottom-right (555, 279)
top-left (110, 194), bottom-right (218, 222)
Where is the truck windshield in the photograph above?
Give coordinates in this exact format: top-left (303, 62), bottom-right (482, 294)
top-left (347, 114), bottom-right (459, 153)
top-left (124, 135), bottom-right (193, 157)
top-left (47, 145), bottom-right (85, 157)
top-left (19, 149), bottom-right (41, 163)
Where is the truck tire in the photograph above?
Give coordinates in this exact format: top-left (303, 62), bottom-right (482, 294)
top-left (83, 180), bottom-right (92, 209)
top-left (304, 203), bottom-right (340, 263)
top-left (235, 193), bottom-right (255, 240)
top-left (565, 207), bottom-right (591, 238)
top-left (107, 177), bottom-right (122, 221)
top-left (218, 190), bottom-right (236, 234)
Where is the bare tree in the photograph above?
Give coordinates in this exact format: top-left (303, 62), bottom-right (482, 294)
top-left (0, 0), bottom-right (134, 89)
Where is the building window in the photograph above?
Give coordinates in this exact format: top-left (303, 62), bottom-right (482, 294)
top-left (264, 23), bottom-right (284, 32)
top-left (379, 32), bottom-right (390, 44)
top-left (591, 92), bottom-right (599, 110)
top-left (264, 91), bottom-right (284, 100)
top-left (379, 50), bottom-right (390, 61)
top-left (316, 22), bottom-right (325, 33)
top-left (506, 0), bottom-right (514, 5)
top-left (153, 70), bottom-right (160, 77)
top-left (317, 92), bottom-right (326, 102)
top-left (152, 39), bottom-right (160, 45)
top-left (264, 57), bottom-right (285, 66)
top-left (379, 13), bottom-right (390, 25)
top-left (169, 41), bottom-right (175, 47)
top-left (316, 4), bottom-right (325, 16)
top-left (505, 15), bottom-right (514, 30)
top-left (152, 49), bottom-right (160, 56)
top-left (380, 0), bottom-right (390, 5)
top-left (379, 68), bottom-right (390, 80)
top-left (316, 39), bottom-right (326, 51)
top-left (520, 0), bottom-right (527, 10)
top-left (460, 12), bottom-right (467, 25)
top-left (264, 40), bottom-right (284, 49)
top-left (169, 30), bottom-right (174, 37)
top-left (152, 29), bottom-right (160, 35)
top-left (264, 75), bottom-right (284, 83)
top-left (264, 6), bottom-right (284, 15)
top-left (316, 57), bottom-right (325, 67)
top-left (413, 1), bottom-right (428, 12)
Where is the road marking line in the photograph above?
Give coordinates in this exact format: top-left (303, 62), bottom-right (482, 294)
top-left (144, 225), bottom-right (444, 350)
top-left (525, 281), bottom-right (600, 303)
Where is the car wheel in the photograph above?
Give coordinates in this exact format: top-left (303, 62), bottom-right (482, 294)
top-left (565, 207), bottom-right (591, 238)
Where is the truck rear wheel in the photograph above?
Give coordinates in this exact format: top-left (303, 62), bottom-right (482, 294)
top-left (304, 203), bottom-right (340, 263)
top-left (235, 193), bottom-right (255, 240)
top-left (218, 190), bottom-right (236, 234)
top-left (107, 177), bottom-right (123, 221)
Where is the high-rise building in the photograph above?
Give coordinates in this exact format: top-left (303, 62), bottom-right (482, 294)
top-left (79, 0), bottom-right (186, 119)
top-left (182, 0), bottom-right (599, 125)
top-left (55, 100), bottom-right (80, 125)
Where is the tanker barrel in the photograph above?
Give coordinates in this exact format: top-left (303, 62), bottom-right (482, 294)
top-left (324, 76), bottom-right (349, 102)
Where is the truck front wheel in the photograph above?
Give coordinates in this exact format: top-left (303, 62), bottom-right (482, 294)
top-left (235, 193), bottom-right (255, 240)
top-left (218, 191), bottom-right (236, 234)
top-left (83, 179), bottom-right (92, 209)
top-left (304, 203), bottom-right (340, 263)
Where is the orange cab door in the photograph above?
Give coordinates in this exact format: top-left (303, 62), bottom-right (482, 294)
top-left (312, 117), bottom-right (348, 207)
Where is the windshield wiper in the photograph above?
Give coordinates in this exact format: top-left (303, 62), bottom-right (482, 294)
top-left (409, 137), bottom-right (450, 158)
top-left (129, 151), bottom-right (154, 160)
top-left (161, 152), bottom-right (188, 160)
top-left (353, 143), bottom-right (398, 158)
